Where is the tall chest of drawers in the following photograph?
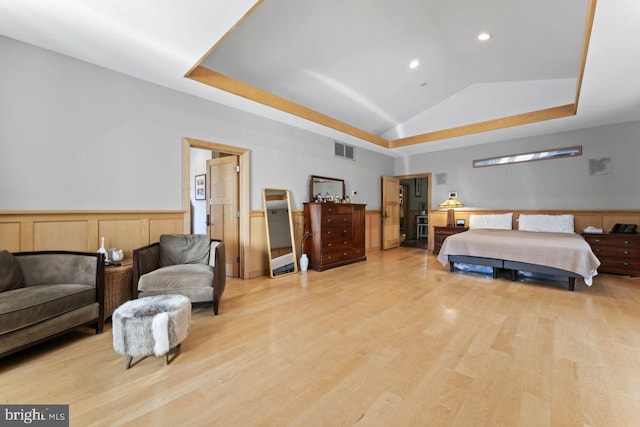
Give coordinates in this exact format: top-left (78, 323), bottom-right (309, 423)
top-left (582, 233), bottom-right (640, 276)
top-left (303, 203), bottom-right (366, 271)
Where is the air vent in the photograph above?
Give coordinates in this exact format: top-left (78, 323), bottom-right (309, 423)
top-left (334, 142), bottom-right (355, 161)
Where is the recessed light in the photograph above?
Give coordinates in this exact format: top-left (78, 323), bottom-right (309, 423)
top-left (409, 59), bottom-right (419, 69)
top-left (478, 32), bottom-right (491, 41)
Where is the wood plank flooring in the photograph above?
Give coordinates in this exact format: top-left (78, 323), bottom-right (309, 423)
top-left (2, 247), bottom-right (640, 426)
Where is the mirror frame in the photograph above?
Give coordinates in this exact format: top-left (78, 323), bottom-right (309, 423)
top-left (263, 188), bottom-right (298, 278)
top-left (309, 175), bottom-right (346, 202)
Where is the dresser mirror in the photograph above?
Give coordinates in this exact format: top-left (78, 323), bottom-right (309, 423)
top-left (309, 175), bottom-right (345, 202)
top-left (263, 188), bottom-right (298, 278)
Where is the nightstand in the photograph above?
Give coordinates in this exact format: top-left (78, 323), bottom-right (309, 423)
top-left (433, 226), bottom-right (468, 254)
top-left (582, 233), bottom-right (640, 276)
top-left (104, 259), bottom-right (133, 321)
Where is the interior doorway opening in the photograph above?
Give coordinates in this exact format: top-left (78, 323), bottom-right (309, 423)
top-left (182, 138), bottom-right (250, 279)
top-left (398, 174), bottom-right (431, 250)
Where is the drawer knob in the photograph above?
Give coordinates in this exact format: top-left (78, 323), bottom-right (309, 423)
top-left (344, 218), bottom-right (348, 222)
top-left (624, 240), bottom-right (632, 245)
top-left (327, 230), bottom-right (332, 235)
top-left (327, 255), bottom-right (332, 260)
top-left (343, 252), bottom-right (347, 256)
top-left (624, 262), bottom-right (631, 266)
top-left (624, 250), bottom-right (630, 255)
top-left (328, 243), bottom-right (332, 247)
top-left (594, 248), bottom-right (601, 252)
top-left (594, 239), bottom-right (601, 243)
top-left (327, 218), bottom-right (332, 222)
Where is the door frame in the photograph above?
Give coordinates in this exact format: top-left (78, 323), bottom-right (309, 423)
top-left (182, 137), bottom-right (250, 279)
top-left (395, 173), bottom-right (432, 249)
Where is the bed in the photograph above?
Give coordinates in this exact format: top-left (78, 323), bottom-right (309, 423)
top-left (436, 214), bottom-right (601, 290)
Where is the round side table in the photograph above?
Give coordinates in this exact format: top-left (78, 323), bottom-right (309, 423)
top-left (104, 259), bottom-right (133, 322)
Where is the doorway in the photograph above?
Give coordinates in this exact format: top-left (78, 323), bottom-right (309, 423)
top-left (398, 174), bottom-right (430, 249)
top-left (182, 138), bottom-right (250, 279)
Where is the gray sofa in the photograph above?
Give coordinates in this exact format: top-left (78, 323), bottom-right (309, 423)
top-left (0, 250), bottom-right (104, 358)
top-left (133, 235), bottom-right (226, 315)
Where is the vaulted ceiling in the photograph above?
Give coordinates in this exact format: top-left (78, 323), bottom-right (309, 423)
top-left (1, 0), bottom-right (639, 157)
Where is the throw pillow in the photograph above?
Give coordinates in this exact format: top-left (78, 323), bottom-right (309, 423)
top-left (0, 250), bottom-right (25, 292)
top-left (159, 234), bottom-right (211, 267)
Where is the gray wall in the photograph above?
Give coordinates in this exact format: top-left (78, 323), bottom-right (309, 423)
top-left (397, 121), bottom-right (640, 210)
top-left (0, 36), bottom-right (394, 211)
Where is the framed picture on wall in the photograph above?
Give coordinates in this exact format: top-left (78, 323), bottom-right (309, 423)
top-left (195, 174), bottom-right (206, 200)
top-left (415, 178), bottom-right (421, 197)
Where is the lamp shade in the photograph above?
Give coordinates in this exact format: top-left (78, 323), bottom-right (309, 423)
top-left (439, 198), bottom-right (464, 209)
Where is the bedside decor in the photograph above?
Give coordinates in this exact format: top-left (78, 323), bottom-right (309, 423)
top-left (439, 195), bottom-right (464, 227)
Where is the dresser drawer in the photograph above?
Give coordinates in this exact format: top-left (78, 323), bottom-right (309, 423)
top-left (353, 245), bottom-right (365, 258)
top-left (322, 250), bottom-right (353, 264)
top-left (322, 214), bottom-right (352, 226)
top-left (322, 226), bottom-right (353, 239)
top-left (322, 237), bottom-right (352, 252)
top-left (590, 246), bottom-right (640, 259)
top-left (584, 235), bottom-right (640, 249)
top-left (435, 234), bottom-right (449, 243)
top-left (322, 205), bottom-right (353, 215)
top-left (598, 257), bottom-right (640, 275)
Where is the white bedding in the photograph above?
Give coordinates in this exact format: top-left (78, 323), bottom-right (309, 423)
top-left (437, 229), bottom-right (600, 285)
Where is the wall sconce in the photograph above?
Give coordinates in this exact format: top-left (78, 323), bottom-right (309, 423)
top-left (439, 196), bottom-right (464, 227)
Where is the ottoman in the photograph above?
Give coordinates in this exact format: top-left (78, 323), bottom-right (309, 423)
top-left (112, 294), bottom-right (191, 369)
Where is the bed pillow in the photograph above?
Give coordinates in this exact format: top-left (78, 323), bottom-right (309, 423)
top-left (518, 214), bottom-right (575, 233)
top-left (468, 213), bottom-right (513, 230)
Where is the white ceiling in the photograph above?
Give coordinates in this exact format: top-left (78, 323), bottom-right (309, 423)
top-left (1, 0), bottom-right (639, 158)
top-left (203, 0), bottom-right (586, 136)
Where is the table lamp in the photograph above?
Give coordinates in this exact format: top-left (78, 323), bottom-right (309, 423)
top-left (439, 197), bottom-right (464, 227)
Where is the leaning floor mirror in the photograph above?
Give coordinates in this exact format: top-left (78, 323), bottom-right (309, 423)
top-left (263, 188), bottom-right (298, 278)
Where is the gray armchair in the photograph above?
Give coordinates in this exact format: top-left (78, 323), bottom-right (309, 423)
top-left (132, 235), bottom-right (226, 315)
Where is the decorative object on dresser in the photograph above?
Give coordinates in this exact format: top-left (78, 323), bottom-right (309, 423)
top-left (582, 232), bottom-right (640, 276)
top-left (104, 259), bottom-right (133, 322)
top-left (433, 226), bottom-right (468, 254)
top-left (303, 203), bottom-right (366, 271)
top-left (309, 175), bottom-right (345, 203)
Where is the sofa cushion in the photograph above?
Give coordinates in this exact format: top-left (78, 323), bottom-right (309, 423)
top-left (0, 284), bottom-right (97, 335)
top-left (159, 235), bottom-right (210, 267)
top-left (0, 250), bottom-right (24, 292)
top-left (138, 264), bottom-right (214, 292)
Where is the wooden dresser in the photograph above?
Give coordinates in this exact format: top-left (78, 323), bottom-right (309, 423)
top-left (433, 226), bottom-right (468, 254)
top-left (582, 233), bottom-right (640, 276)
top-left (303, 203), bottom-right (366, 271)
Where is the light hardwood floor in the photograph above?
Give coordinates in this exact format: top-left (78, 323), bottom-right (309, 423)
top-left (2, 247), bottom-right (640, 426)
